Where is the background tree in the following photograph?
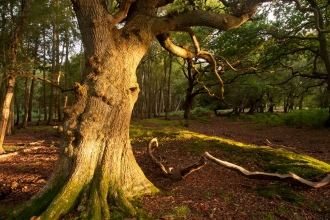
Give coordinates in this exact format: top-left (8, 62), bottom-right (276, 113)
top-left (257, 1), bottom-right (330, 123)
top-left (0, 0), bottom-right (30, 154)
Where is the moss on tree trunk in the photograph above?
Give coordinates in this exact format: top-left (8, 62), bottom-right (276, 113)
top-left (13, 56), bottom-right (158, 219)
top-left (12, 3), bottom-right (158, 217)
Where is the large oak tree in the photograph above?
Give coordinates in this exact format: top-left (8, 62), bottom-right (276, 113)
top-left (14, 0), bottom-right (270, 219)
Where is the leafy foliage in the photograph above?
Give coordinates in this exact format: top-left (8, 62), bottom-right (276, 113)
top-left (231, 109), bottom-right (329, 128)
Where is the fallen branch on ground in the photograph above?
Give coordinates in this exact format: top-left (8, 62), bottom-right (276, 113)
top-left (0, 146), bottom-right (51, 159)
top-left (147, 138), bottom-right (330, 188)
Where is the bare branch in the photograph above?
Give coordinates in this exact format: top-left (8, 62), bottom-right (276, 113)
top-left (260, 30), bottom-right (318, 41)
top-left (176, 28), bottom-right (201, 54)
top-left (147, 138), bottom-right (207, 180)
top-left (224, 70), bottom-right (258, 84)
top-left (203, 152), bottom-right (330, 188)
top-left (295, 81), bottom-right (326, 98)
top-left (292, 0), bottom-right (330, 33)
top-left (20, 72), bottom-right (74, 93)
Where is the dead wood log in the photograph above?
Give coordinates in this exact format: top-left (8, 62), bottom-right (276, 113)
top-left (203, 152), bottom-right (330, 188)
top-left (147, 138), bottom-right (330, 188)
top-left (0, 146), bottom-right (44, 159)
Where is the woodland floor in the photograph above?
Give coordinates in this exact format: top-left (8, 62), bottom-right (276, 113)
top-left (0, 116), bottom-right (330, 220)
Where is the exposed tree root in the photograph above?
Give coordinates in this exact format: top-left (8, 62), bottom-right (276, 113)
top-left (147, 138), bottom-right (330, 188)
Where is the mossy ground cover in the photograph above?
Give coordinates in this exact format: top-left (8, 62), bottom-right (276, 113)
top-left (130, 117), bottom-right (330, 219)
top-left (130, 117), bottom-right (330, 180)
top-left (1, 117), bottom-right (329, 219)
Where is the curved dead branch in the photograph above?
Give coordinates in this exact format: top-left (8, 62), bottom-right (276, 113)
top-left (148, 138), bottom-right (207, 180)
top-left (147, 138), bottom-right (330, 188)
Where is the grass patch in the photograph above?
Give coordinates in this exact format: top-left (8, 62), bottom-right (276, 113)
top-left (3, 145), bottom-right (26, 153)
top-left (0, 205), bottom-right (15, 220)
top-left (255, 185), bottom-right (306, 205)
top-left (172, 205), bottom-right (191, 219)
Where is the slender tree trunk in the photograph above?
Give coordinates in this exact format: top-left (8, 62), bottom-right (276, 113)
top-left (153, 78), bottom-right (158, 117)
top-left (42, 26), bottom-right (48, 122)
top-left (183, 59), bottom-right (195, 119)
top-left (165, 53), bottom-right (172, 120)
top-left (28, 38), bottom-right (38, 123)
top-left (0, 77), bottom-right (5, 113)
top-left (0, 76), bottom-right (15, 154)
top-left (0, 0), bottom-right (30, 153)
top-left (15, 91), bottom-right (20, 125)
top-left (48, 22), bottom-right (57, 125)
top-left (292, 1), bottom-right (330, 124)
top-left (57, 81), bottom-right (62, 121)
top-left (147, 59), bottom-right (152, 119)
top-left (21, 77), bottom-right (30, 128)
top-left (6, 97), bottom-right (15, 135)
top-left (325, 87), bottom-right (330, 127)
top-left (28, 70), bottom-right (36, 122)
top-left (184, 93), bottom-right (194, 119)
top-left (158, 78), bottom-right (164, 115)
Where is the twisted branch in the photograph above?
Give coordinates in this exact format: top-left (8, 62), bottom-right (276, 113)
top-left (148, 138), bottom-right (207, 180)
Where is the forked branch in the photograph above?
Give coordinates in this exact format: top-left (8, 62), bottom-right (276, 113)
top-left (147, 138), bottom-right (330, 188)
top-left (156, 32), bottom-right (226, 99)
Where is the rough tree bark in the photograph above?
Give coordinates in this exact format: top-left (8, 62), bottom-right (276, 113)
top-left (13, 0), bottom-right (269, 219)
top-left (183, 59), bottom-right (198, 119)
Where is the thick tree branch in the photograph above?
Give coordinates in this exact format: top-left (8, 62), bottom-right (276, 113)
top-left (156, 33), bottom-right (196, 59)
top-left (156, 0), bottom-right (174, 7)
top-left (148, 139), bottom-right (330, 188)
top-left (152, 0), bottom-right (267, 36)
top-left (112, 0), bottom-right (136, 24)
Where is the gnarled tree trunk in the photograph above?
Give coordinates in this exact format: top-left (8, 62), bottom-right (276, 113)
top-left (14, 2), bottom-right (157, 219)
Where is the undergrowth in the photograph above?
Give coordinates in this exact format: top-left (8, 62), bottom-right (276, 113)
top-left (230, 109), bottom-right (329, 128)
